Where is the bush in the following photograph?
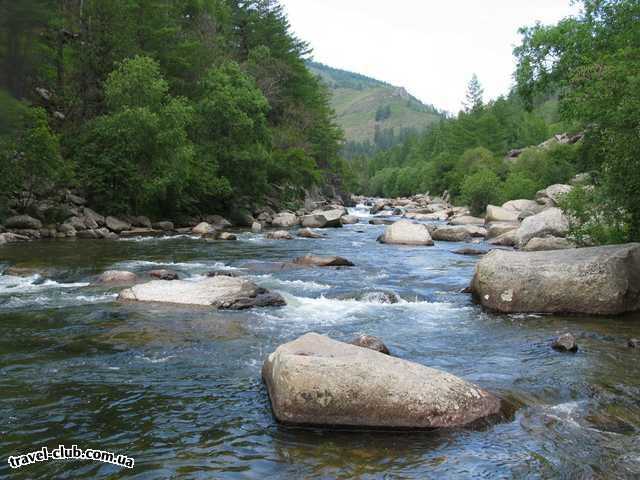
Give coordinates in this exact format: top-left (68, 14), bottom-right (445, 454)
top-left (502, 171), bottom-right (538, 201)
top-left (460, 170), bottom-right (503, 216)
top-left (559, 186), bottom-right (630, 246)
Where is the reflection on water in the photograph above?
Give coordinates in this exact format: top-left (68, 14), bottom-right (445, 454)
top-left (1, 208), bottom-right (640, 479)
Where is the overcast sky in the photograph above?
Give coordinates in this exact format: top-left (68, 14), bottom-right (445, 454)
top-left (280, 0), bottom-right (580, 113)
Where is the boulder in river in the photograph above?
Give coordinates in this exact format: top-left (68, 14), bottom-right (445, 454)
top-left (515, 208), bottom-right (570, 247)
top-left (118, 276), bottom-right (285, 309)
top-left (301, 214), bottom-right (329, 228)
top-left (522, 236), bottom-right (574, 252)
top-left (96, 270), bottom-right (138, 284)
top-left (369, 218), bottom-right (394, 225)
top-left (340, 214), bottom-right (359, 225)
top-left (192, 222), bottom-right (217, 235)
top-left (293, 255), bottom-right (354, 267)
top-left (105, 216), bottom-right (131, 233)
top-left (502, 199), bottom-right (542, 214)
top-left (5, 215), bottom-right (42, 230)
top-left (485, 205), bottom-right (519, 224)
top-left (149, 269), bottom-right (179, 281)
top-left (552, 333), bottom-right (578, 353)
top-left (471, 244), bottom-right (640, 315)
top-left (265, 230), bottom-right (293, 240)
top-left (379, 220), bottom-right (434, 246)
top-left (453, 247), bottom-right (488, 256)
top-left (450, 215), bottom-right (484, 226)
top-left (431, 226), bottom-right (472, 242)
top-left (262, 333), bottom-right (501, 429)
top-left (350, 334), bottom-right (390, 355)
top-left (271, 212), bottom-right (300, 228)
top-left (297, 228), bottom-right (323, 239)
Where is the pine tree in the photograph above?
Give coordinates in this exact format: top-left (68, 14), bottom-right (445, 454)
top-left (463, 74), bottom-right (484, 113)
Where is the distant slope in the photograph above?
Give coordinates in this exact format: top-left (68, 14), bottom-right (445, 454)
top-left (307, 61), bottom-right (443, 144)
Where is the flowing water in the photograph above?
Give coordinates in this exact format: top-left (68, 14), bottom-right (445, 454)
top-left (1, 205), bottom-right (639, 479)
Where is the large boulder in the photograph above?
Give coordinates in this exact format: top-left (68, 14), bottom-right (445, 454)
top-left (471, 244), bottom-right (640, 315)
top-left (431, 226), bottom-right (472, 242)
top-left (515, 208), bottom-right (570, 247)
top-left (96, 270), bottom-right (138, 284)
top-left (293, 255), bottom-right (354, 267)
top-left (340, 214), bottom-right (359, 225)
top-left (119, 276), bottom-right (286, 310)
top-left (4, 215), bottom-right (42, 230)
top-left (313, 208), bottom-right (346, 228)
top-left (301, 214), bottom-right (329, 228)
top-left (488, 230), bottom-right (517, 247)
top-left (297, 228), bottom-right (323, 239)
top-left (522, 237), bottom-right (575, 252)
top-left (450, 215), bottom-right (484, 226)
top-left (485, 205), bottom-right (519, 224)
top-left (502, 199), bottom-right (542, 213)
top-left (105, 216), bottom-right (131, 233)
top-left (536, 184), bottom-right (573, 207)
top-left (262, 333), bottom-right (501, 429)
top-left (379, 220), bottom-right (434, 246)
top-left (192, 222), bottom-right (217, 235)
top-left (152, 221), bottom-right (174, 231)
top-left (486, 222), bottom-right (519, 239)
top-left (271, 212), bottom-right (300, 228)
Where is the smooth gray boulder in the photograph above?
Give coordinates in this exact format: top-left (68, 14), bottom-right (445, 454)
top-left (262, 333), bottom-right (501, 429)
top-left (105, 216), bottom-right (131, 233)
top-left (488, 230), bottom-right (517, 247)
top-left (515, 208), bottom-right (569, 247)
top-left (301, 214), bottom-right (328, 228)
top-left (432, 226), bottom-right (472, 242)
top-left (271, 212), bottom-right (300, 228)
top-left (450, 215), bottom-right (484, 226)
top-left (502, 199), bottom-right (542, 213)
top-left (293, 255), bottom-right (354, 267)
top-left (119, 276), bottom-right (285, 310)
top-left (486, 222), bottom-right (519, 239)
top-left (471, 244), bottom-right (640, 315)
top-left (485, 205), bottom-right (519, 224)
top-left (522, 237), bottom-right (575, 252)
top-left (379, 220), bottom-right (434, 246)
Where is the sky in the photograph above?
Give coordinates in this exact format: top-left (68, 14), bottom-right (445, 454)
top-left (279, 0), bottom-right (581, 113)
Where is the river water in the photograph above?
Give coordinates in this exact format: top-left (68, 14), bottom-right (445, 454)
top-left (1, 205), bottom-right (639, 479)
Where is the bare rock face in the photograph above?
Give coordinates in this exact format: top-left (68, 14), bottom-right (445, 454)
top-left (515, 208), bottom-right (570, 247)
top-left (350, 334), bottom-right (390, 355)
top-left (293, 255), bottom-right (354, 267)
top-left (379, 220), bottom-right (434, 246)
top-left (262, 333), bottom-right (501, 429)
top-left (118, 276), bottom-right (286, 310)
top-left (471, 244), bottom-right (640, 315)
top-left (96, 270), bottom-right (138, 284)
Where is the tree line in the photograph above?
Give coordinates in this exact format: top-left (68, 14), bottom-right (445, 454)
top-left (354, 0), bottom-right (640, 242)
top-left (0, 0), bottom-right (348, 220)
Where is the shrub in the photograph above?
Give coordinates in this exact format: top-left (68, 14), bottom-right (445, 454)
top-left (460, 170), bottom-right (503, 216)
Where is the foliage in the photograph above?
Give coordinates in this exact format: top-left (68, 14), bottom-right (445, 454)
top-left (460, 170), bottom-right (504, 216)
top-left (559, 186), bottom-right (630, 245)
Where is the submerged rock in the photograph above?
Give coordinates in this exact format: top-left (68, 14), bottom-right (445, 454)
top-left (293, 255), bottom-right (354, 267)
top-left (262, 333), bottom-right (501, 429)
top-left (149, 269), bottom-right (179, 281)
top-left (552, 333), bottom-right (578, 353)
top-left (350, 334), bottom-right (390, 355)
top-left (453, 247), bottom-right (488, 256)
top-left (265, 230), bottom-right (293, 240)
top-left (118, 276), bottom-right (285, 309)
top-left (379, 220), bottom-right (434, 246)
top-left (96, 270), bottom-right (138, 284)
top-left (471, 244), bottom-right (640, 315)
top-left (358, 291), bottom-right (400, 304)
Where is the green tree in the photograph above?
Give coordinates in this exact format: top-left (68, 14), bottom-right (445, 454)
top-left (463, 74), bottom-right (484, 112)
top-left (460, 170), bottom-right (503, 215)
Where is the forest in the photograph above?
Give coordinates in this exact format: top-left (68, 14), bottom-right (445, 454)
top-left (0, 0), bottom-right (348, 219)
top-left (356, 0), bottom-right (640, 242)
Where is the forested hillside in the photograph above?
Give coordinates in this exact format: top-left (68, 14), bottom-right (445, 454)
top-left (356, 0), bottom-right (640, 242)
top-left (0, 0), bottom-right (348, 219)
top-left (307, 61), bottom-right (443, 153)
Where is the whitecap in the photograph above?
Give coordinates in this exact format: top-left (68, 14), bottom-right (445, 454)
top-left (118, 234), bottom-right (201, 242)
top-left (249, 274), bottom-right (331, 292)
top-left (0, 275), bottom-right (90, 295)
top-left (136, 355), bottom-right (176, 364)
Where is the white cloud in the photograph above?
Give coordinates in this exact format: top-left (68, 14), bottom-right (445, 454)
top-left (280, 0), bottom-right (580, 113)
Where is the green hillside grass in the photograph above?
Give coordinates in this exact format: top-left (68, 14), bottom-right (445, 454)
top-left (307, 61), bottom-right (443, 143)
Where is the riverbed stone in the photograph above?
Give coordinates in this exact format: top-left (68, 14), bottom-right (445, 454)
top-left (431, 226), bottom-right (472, 242)
top-left (340, 214), bottom-right (359, 225)
top-left (350, 334), bottom-right (390, 355)
top-left (297, 228), bottom-right (323, 239)
top-left (105, 216), bottom-right (131, 233)
top-left (262, 333), bottom-right (501, 429)
top-left (149, 269), bottom-right (179, 281)
top-left (293, 255), bottom-right (354, 267)
top-left (515, 208), bottom-right (570, 247)
top-left (379, 220), bottom-right (434, 246)
top-left (5, 215), bottom-right (42, 230)
top-left (301, 214), bottom-right (329, 228)
top-left (486, 222), bottom-right (519, 239)
top-left (265, 230), bottom-right (293, 240)
top-left (192, 222), bottom-right (217, 235)
top-left (271, 212), bottom-right (299, 228)
top-left (471, 244), bottom-right (640, 315)
top-left (118, 276), bottom-right (286, 309)
top-left (453, 247), bottom-right (488, 256)
top-left (522, 236), bottom-right (575, 252)
top-left (485, 205), bottom-right (519, 224)
top-left (552, 333), bottom-right (578, 353)
top-left (450, 215), bottom-right (484, 226)
top-left (96, 270), bottom-right (138, 284)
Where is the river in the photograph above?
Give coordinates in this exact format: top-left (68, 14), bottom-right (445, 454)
top-left (1, 205), bottom-right (639, 479)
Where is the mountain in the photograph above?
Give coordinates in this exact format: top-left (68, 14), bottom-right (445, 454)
top-left (307, 61), bottom-right (443, 144)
